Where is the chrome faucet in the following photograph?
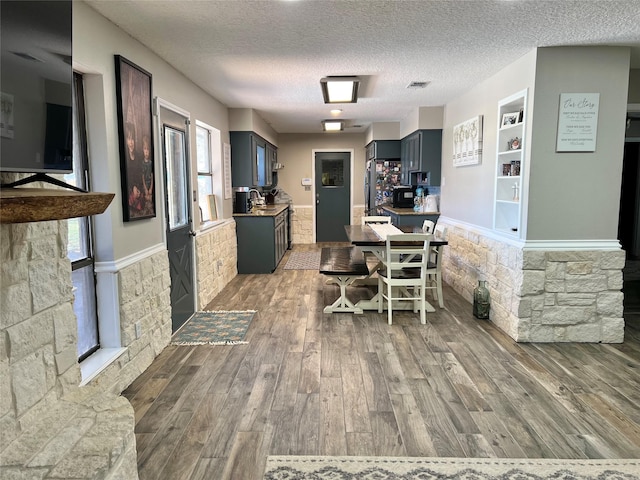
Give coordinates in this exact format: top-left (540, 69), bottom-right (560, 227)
top-left (248, 188), bottom-right (265, 207)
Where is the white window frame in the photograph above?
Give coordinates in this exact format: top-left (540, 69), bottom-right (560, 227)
top-left (195, 120), bottom-right (223, 230)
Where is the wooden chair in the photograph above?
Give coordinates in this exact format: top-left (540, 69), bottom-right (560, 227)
top-left (422, 219), bottom-right (435, 233)
top-left (362, 215), bottom-right (391, 225)
top-left (426, 224), bottom-right (448, 308)
top-left (377, 233), bottom-right (431, 325)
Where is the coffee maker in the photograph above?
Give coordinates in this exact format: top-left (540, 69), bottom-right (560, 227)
top-left (234, 187), bottom-right (250, 213)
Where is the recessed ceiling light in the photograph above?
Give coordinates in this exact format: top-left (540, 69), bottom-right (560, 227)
top-left (320, 76), bottom-right (360, 104)
top-left (322, 120), bottom-right (344, 132)
top-left (330, 109), bottom-right (343, 116)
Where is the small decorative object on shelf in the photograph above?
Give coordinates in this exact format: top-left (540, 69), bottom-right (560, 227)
top-left (512, 183), bottom-right (520, 201)
top-left (510, 160), bottom-right (520, 176)
top-left (508, 137), bottom-right (521, 150)
top-left (502, 164), bottom-right (511, 176)
top-left (473, 280), bottom-right (490, 319)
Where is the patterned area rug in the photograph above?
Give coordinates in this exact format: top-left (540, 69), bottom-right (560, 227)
top-left (263, 456), bottom-right (640, 479)
top-left (284, 251), bottom-right (321, 270)
top-left (171, 310), bottom-right (256, 345)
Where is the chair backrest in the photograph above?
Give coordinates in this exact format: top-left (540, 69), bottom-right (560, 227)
top-left (384, 233), bottom-right (431, 277)
top-left (362, 215), bottom-right (391, 225)
top-left (434, 223), bottom-right (448, 239)
top-left (422, 220), bottom-right (435, 233)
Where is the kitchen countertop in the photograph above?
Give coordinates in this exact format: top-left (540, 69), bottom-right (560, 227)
top-left (233, 203), bottom-right (289, 217)
top-left (381, 206), bottom-right (440, 216)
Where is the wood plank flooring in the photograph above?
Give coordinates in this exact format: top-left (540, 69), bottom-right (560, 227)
top-left (124, 244), bottom-right (640, 480)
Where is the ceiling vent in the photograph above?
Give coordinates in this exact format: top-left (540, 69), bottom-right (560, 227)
top-left (407, 81), bottom-right (429, 89)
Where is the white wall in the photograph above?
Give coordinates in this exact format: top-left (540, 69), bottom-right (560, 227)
top-left (442, 50), bottom-right (537, 230)
top-left (73, 1), bottom-right (230, 260)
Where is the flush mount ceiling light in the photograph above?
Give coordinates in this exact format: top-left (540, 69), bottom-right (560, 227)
top-left (320, 76), bottom-right (359, 104)
top-left (322, 120), bottom-right (344, 132)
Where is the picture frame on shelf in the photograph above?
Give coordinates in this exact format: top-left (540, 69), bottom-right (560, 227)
top-left (114, 55), bottom-right (155, 222)
top-left (502, 164), bottom-right (512, 176)
top-left (507, 137), bottom-right (521, 150)
top-left (501, 112), bottom-right (519, 127)
top-left (510, 160), bottom-right (521, 176)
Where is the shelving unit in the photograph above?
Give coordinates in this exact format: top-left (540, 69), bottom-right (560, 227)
top-left (493, 89), bottom-right (527, 237)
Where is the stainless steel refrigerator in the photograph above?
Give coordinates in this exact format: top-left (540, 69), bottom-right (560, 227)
top-left (365, 159), bottom-right (402, 215)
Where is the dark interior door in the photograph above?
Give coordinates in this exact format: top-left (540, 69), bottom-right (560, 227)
top-left (162, 122), bottom-right (195, 332)
top-left (315, 151), bottom-right (350, 242)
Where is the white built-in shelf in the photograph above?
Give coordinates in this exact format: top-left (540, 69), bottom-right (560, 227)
top-left (493, 89), bottom-right (527, 238)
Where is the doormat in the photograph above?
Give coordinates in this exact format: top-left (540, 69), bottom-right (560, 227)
top-left (284, 251), bottom-right (321, 270)
top-left (263, 456), bottom-right (640, 480)
top-left (171, 310), bottom-right (256, 345)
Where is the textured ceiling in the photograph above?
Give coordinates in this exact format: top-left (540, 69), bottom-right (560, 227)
top-left (86, 0), bottom-right (640, 134)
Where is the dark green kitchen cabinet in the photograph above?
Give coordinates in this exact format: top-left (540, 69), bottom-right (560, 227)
top-left (230, 131), bottom-right (277, 188)
top-left (400, 129), bottom-right (442, 186)
top-left (234, 207), bottom-right (289, 273)
top-left (365, 140), bottom-right (400, 160)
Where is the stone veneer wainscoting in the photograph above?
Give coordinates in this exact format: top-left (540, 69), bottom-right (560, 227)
top-left (1, 218), bottom-right (174, 478)
top-left (291, 206), bottom-right (314, 244)
top-left (290, 205), bottom-right (367, 245)
top-left (195, 220), bottom-right (238, 308)
top-left (440, 220), bottom-right (625, 343)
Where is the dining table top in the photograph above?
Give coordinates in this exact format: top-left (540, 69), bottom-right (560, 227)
top-left (345, 224), bottom-right (448, 247)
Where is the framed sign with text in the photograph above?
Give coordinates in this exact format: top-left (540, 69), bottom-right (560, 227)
top-left (556, 93), bottom-right (599, 152)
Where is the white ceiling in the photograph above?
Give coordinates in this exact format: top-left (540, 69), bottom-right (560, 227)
top-left (86, 0), bottom-right (640, 134)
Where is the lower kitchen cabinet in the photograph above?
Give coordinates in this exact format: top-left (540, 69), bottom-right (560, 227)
top-left (235, 206), bottom-right (289, 273)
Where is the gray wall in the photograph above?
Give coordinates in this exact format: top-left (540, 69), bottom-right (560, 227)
top-left (441, 50), bottom-right (537, 230)
top-left (74, 2), bottom-right (230, 261)
top-left (527, 46), bottom-right (630, 240)
top-left (276, 133), bottom-right (367, 206)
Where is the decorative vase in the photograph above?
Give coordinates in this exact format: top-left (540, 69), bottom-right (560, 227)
top-left (473, 280), bottom-right (490, 319)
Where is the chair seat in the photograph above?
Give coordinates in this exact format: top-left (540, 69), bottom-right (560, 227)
top-left (377, 267), bottom-right (421, 279)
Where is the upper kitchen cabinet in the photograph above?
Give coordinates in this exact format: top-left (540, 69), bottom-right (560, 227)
top-left (366, 140), bottom-right (400, 160)
top-left (230, 131), bottom-right (276, 188)
top-left (400, 129), bottom-right (442, 186)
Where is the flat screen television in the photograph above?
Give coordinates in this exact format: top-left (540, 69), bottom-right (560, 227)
top-left (1, 1), bottom-right (73, 178)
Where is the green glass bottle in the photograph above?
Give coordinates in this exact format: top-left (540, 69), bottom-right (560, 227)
top-left (473, 280), bottom-right (490, 319)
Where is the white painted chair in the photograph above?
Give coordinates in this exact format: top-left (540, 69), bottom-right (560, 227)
top-left (362, 215), bottom-right (391, 225)
top-left (426, 224), bottom-right (448, 308)
top-left (377, 233), bottom-right (431, 325)
top-left (422, 219), bottom-right (435, 233)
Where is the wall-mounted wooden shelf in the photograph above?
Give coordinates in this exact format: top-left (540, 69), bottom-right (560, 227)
top-left (0, 188), bottom-right (114, 224)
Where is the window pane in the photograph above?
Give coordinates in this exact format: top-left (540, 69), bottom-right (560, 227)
top-left (196, 125), bottom-right (210, 173)
top-left (164, 126), bottom-right (188, 229)
top-left (73, 259), bottom-right (98, 359)
top-left (198, 175), bottom-right (213, 222)
top-left (321, 159), bottom-right (344, 186)
top-left (67, 217), bottom-right (90, 262)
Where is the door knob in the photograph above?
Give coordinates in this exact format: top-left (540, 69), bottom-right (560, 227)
top-left (188, 230), bottom-right (196, 237)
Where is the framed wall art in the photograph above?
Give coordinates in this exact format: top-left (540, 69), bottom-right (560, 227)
top-left (556, 93), bottom-right (599, 152)
top-left (115, 55), bottom-right (155, 221)
top-left (453, 115), bottom-right (483, 167)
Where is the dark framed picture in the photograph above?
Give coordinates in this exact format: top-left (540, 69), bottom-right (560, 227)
top-left (501, 112), bottom-right (519, 127)
top-left (115, 55), bottom-right (155, 221)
